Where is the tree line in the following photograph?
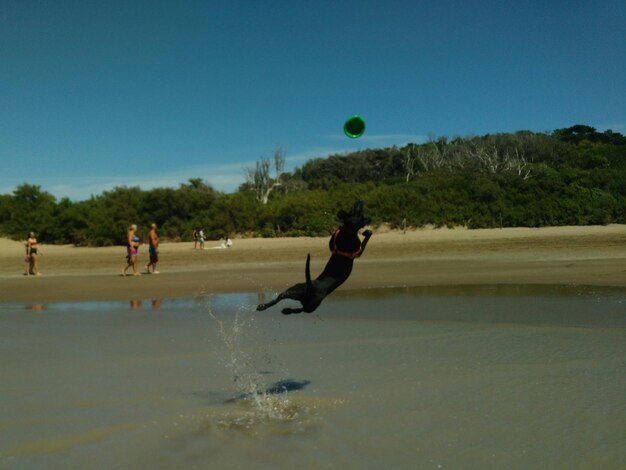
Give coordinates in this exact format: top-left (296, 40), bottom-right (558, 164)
top-left (1, 125), bottom-right (624, 246)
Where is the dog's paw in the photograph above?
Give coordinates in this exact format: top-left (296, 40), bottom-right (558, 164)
top-left (362, 229), bottom-right (373, 237)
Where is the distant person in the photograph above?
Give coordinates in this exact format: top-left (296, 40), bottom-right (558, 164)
top-left (218, 236), bottom-right (226, 249)
top-left (122, 224), bottom-right (141, 276)
top-left (25, 231), bottom-right (40, 276)
top-left (192, 229), bottom-right (199, 249)
top-left (145, 223), bottom-right (160, 274)
top-left (23, 248), bottom-right (30, 276)
top-left (212, 235), bottom-right (231, 250)
top-left (198, 229), bottom-right (205, 249)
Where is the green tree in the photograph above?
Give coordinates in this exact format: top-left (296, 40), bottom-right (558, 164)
top-left (2, 184), bottom-right (58, 241)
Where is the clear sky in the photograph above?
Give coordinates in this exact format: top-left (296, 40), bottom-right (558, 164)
top-left (1, 0), bottom-right (624, 200)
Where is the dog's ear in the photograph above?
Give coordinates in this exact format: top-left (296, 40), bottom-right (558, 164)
top-left (337, 209), bottom-right (348, 222)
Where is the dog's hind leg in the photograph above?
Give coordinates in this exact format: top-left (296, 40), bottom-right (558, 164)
top-left (281, 307), bottom-right (304, 315)
top-left (256, 254), bottom-right (313, 312)
top-left (281, 255), bottom-right (315, 315)
top-left (256, 291), bottom-right (289, 311)
top-left (256, 283), bottom-right (307, 311)
top-left (256, 297), bottom-right (280, 311)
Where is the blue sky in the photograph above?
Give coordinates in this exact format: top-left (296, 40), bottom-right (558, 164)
top-left (1, 0), bottom-right (624, 200)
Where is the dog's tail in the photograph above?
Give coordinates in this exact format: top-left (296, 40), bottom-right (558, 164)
top-left (305, 253), bottom-right (313, 292)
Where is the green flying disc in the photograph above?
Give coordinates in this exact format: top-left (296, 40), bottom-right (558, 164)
top-left (344, 115), bottom-right (366, 138)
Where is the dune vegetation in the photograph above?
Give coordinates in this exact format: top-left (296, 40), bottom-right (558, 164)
top-left (1, 125), bottom-right (624, 246)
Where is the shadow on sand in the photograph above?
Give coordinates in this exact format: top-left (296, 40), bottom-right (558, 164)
top-left (193, 379), bottom-right (312, 404)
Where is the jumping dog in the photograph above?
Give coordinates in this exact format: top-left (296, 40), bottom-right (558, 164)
top-left (256, 201), bottom-right (372, 315)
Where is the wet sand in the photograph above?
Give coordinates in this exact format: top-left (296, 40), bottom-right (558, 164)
top-left (0, 225), bottom-right (625, 303)
top-left (1, 289), bottom-right (625, 468)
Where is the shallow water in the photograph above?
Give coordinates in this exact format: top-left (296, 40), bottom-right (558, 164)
top-left (0, 286), bottom-right (625, 469)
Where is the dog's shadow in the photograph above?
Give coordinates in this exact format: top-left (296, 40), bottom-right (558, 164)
top-left (192, 379), bottom-right (312, 405)
top-left (262, 379), bottom-right (311, 395)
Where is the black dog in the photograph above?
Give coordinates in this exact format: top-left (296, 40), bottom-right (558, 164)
top-left (256, 201), bottom-right (372, 315)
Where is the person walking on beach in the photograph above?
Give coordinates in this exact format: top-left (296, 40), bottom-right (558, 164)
top-left (122, 224), bottom-right (141, 276)
top-left (192, 229), bottom-right (199, 249)
top-left (198, 229), bottom-right (205, 249)
top-left (25, 231), bottom-right (41, 275)
top-left (145, 223), bottom-right (160, 274)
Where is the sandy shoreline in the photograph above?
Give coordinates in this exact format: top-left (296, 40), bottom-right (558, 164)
top-left (1, 225), bottom-right (625, 303)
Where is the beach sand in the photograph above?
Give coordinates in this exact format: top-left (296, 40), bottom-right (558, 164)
top-left (1, 225), bottom-right (625, 303)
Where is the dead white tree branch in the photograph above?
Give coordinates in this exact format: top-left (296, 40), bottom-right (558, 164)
top-left (244, 147), bottom-right (286, 204)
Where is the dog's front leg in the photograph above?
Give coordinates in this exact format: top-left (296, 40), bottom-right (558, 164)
top-left (357, 229), bottom-right (373, 257)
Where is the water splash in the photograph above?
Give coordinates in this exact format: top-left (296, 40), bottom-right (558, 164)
top-left (202, 292), bottom-right (305, 425)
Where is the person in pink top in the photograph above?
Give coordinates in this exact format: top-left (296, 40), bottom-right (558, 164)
top-left (122, 224), bottom-right (141, 276)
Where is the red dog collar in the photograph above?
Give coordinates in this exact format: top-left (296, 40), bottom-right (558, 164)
top-left (330, 229), bottom-right (362, 259)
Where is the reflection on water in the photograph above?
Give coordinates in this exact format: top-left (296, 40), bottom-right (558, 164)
top-left (129, 299), bottom-right (162, 311)
top-left (5, 285), bottom-right (625, 315)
